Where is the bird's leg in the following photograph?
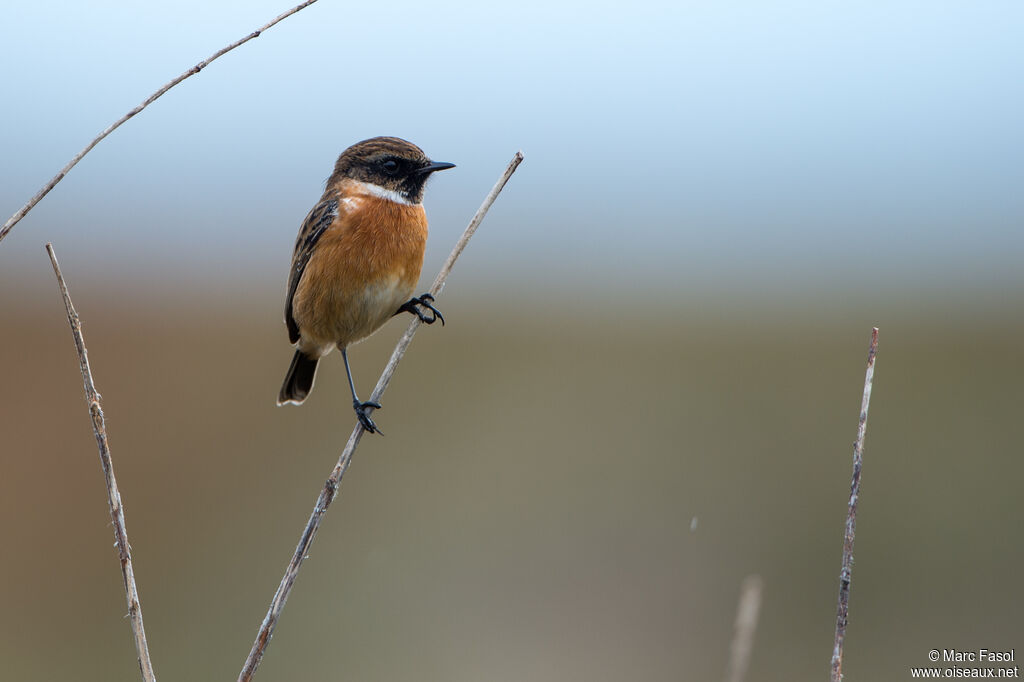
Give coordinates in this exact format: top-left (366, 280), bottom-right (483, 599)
top-left (342, 347), bottom-right (382, 434)
top-left (396, 293), bottom-right (445, 326)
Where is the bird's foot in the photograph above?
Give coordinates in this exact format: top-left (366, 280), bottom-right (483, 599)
top-left (397, 293), bottom-right (444, 326)
top-left (353, 399), bottom-right (382, 435)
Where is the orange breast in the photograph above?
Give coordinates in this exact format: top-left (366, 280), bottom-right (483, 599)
top-left (292, 194), bottom-right (428, 352)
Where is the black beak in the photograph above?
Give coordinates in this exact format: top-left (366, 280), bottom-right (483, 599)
top-left (416, 160), bottom-right (456, 175)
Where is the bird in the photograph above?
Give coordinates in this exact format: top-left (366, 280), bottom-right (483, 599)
top-left (277, 136), bottom-right (454, 434)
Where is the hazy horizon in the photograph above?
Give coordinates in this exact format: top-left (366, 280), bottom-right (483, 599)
top-left (3, 1), bottom-right (1023, 303)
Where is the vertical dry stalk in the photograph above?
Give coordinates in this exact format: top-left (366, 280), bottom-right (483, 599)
top-left (236, 151), bottom-right (524, 682)
top-left (830, 327), bottom-right (879, 682)
top-left (724, 575), bottom-right (763, 682)
top-left (45, 243), bottom-right (157, 682)
top-left (0, 0), bottom-right (319, 244)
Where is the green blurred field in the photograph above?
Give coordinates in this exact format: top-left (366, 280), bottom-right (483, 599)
top-left (2, 286), bottom-right (1022, 681)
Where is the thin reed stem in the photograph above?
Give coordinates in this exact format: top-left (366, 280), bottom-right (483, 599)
top-left (724, 575), bottom-right (763, 682)
top-left (45, 243), bottom-right (158, 682)
top-left (830, 327), bottom-right (879, 681)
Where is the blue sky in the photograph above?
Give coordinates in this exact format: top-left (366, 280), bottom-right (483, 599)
top-left (2, 1), bottom-right (1022, 303)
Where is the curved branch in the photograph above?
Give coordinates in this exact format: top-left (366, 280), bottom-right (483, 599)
top-left (0, 0), bottom-right (320, 245)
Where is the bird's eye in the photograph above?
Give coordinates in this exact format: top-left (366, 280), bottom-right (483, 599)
top-left (380, 159), bottom-right (399, 174)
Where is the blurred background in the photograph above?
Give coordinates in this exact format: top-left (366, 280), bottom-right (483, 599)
top-left (2, 1), bottom-right (1022, 680)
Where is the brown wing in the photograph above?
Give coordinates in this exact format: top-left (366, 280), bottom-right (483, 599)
top-left (284, 194), bottom-right (339, 343)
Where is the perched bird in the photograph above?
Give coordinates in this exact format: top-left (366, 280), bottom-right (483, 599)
top-left (277, 136), bottom-right (454, 433)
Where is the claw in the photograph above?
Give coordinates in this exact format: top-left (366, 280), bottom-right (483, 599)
top-left (397, 293), bottom-right (445, 326)
top-left (353, 400), bottom-right (382, 435)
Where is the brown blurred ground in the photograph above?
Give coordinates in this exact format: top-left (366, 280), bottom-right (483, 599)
top-left (1, 283), bottom-right (1022, 681)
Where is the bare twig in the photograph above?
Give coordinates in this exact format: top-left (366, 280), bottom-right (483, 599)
top-left (237, 151), bottom-right (525, 682)
top-left (830, 327), bottom-right (879, 682)
top-left (724, 575), bottom-right (763, 682)
top-left (45, 243), bottom-right (157, 682)
top-left (0, 1), bottom-right (319, 245)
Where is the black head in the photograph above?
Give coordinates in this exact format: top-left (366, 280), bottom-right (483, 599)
top-left (331, 136), bottom-right (455, 204)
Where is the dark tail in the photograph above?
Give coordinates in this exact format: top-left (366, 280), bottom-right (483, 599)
top-left (277, 351), bottom-right (319, 405)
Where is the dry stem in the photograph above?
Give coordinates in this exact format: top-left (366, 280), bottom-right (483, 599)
top-left (45, 243), bottom-right (157, 682)
top-left (830, 327), bottom-right (879, 681)
top-left (0, 0), bottom-right (319, 244)
top-left (724, 575), bottom-right (763, 682)
top-left (236, 151), bottom-right (524, 682)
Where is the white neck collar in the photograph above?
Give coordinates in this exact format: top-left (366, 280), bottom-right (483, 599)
top-left (351, 180), bottom-right (417, 206)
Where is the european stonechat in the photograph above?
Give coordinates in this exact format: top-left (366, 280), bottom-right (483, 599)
top-left (277, 136), bottom-right (454, 433)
